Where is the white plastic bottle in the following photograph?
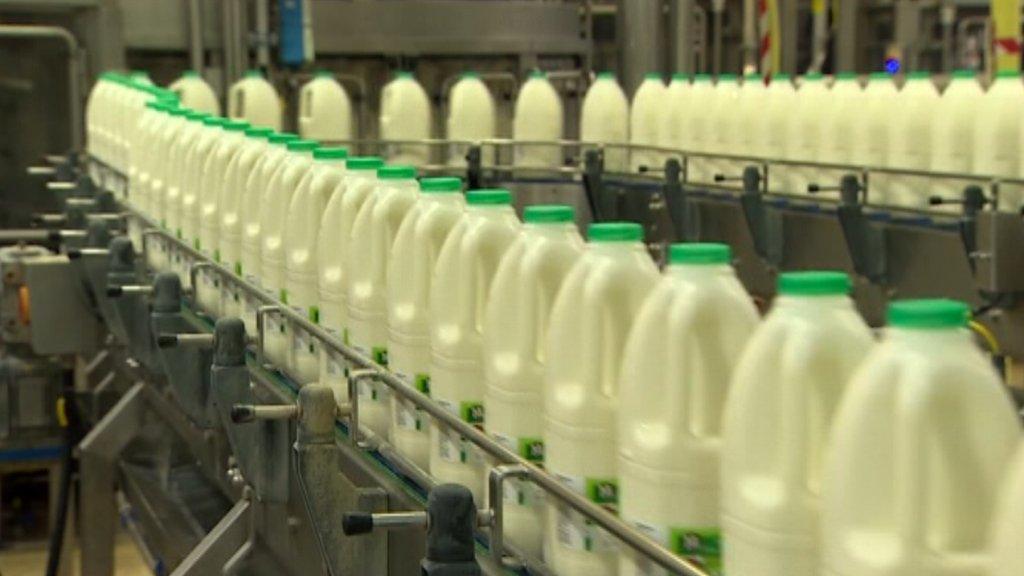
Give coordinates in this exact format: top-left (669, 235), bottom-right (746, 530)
top-left (734, 73), bottom-right (766, 160)
top-left (544, 222), bottom-right (660, 576)
top-left (484, 204), bottom-right (584, 558)
top-left (618, 243), bottom-right (759, 576)
top-left (388, 177), bottom-right (466, 469)
top-left (581, 72), bottom-right (630, 172)
top-left (887, 72), bottom-right (940, 208)
top-left (762, 74), bottom-right (798, 193)
top-left (513, 70), bottom-right (564, 169)
top-left (379, 71), bottom-right (432, 165)
top-left (851, 73), bottom-right (900, 202)
top-left (227, 69), bottom-right (282, 131)
top-left (976, 70), bottom-right (1024, 211)
top-left (317, 156), bottom-right (384, 406)
top-left (821, 299), bottom-right (1021, 576)
top-left (991, 444), bottom-right (1024, 576)
top-left (721, 271), bottom-right (874, 576)
top-left (430, 189), bottom-right (521, 503)
top-left (160, 110), bottom-right (209, 276)
top-left (706, 74), bottom-right (743, 180)
top-left (446, 71), bottom-right (497, 168)
top-left (682, 75), bottom-right (715, 183)
top-left (284, 147), bottom-right (348, 384)
top-left (169, 70), bottom-right (221, 116)
top-left (195, 118), bottom-right (250, 315)
top-left (260, 139), bottom-right (318, 367)
top-left (218, 125), bottom-right (274, 319)
top-left (146, 106), bottom-right (190, 271)
top-left (347, 165), bottom-right (420, 439)
top-left (931, 70), bottom-right (984, 204)
top-left (819, 73), bottom-right (863, 189)
top-left (659, 73), bottom-right (690, 163)
top-left (298, 71), bottom-right (353, 143)
top-left (788, 73), bottom-right (831, 195)
top-left (630, 73), bottom-right (667, 172)
top-left (238, 132), bottom-right (299, 332)
top-left (179, 116), bottom-right (225, 268)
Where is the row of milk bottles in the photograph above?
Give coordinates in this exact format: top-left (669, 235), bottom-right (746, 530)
top-left (580, 70), bottom-right (1024, 212)
top-left (92, 74), bottom-right (1024, 576)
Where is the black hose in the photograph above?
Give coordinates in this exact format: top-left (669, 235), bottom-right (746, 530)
top-left (45, 369), bottom-right (80, 576)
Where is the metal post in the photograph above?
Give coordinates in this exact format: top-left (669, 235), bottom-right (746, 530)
top-left (79, 382), bottom-right (148, 576)
top-left (619, 0), bottom-right (665, 93)
top-left (835, 0), bottom-right (859, 73)
top-left (169, 499), bottom-right (252, 576)
top-left (187, 0), bottom-right (205, 73)
top-left (672, 0), bottom-right (696, 75)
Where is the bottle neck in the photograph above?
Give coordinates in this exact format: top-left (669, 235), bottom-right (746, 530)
top-left (524, 222), bottom-right (577, 239)
top-left (773, 294), bottom-right (854, 313)
top-left (666, 263), bottom-right (732, 278)
top-left (588, 241), bottom-right (644, 257)
top-left (421, 193), bottom-right (464, 207)
top-left (887, 326), bottom-right (972, 349)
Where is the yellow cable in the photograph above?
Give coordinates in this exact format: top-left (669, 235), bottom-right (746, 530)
top-left (56, 397), bottom-right (68, 428)
top-left (969, 319), bottom-right (1002, 356)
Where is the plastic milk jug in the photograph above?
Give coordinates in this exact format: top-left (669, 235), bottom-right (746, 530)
top-left (169, 70), bottom-right (220, 116)
top-left (991, 444), bottom-right (1024, 576)
top-left (513, 71), bottom-right (564, 169)
top-left (379, 71), bottom-right (432, 165)
top-left (544, 222), bottom-right (660, 576)
top-left (630, 73), bottom-right (667, 172)
top-left (887, 72), bottom-right (940, 208)
top-left (298, 71), bottom-right (353, 142)
top-left (227, 69), bottom-right (281, 131)
top-left (931, 70), bottom-right (984, 204)
top-left (446, 72), bottom-right (497, 168)
top-left (721, 271), bottom-right (874, 576)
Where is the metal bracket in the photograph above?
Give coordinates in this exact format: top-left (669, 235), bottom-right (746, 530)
top-left (661, 157), bottom-right (700, 242)
top-left (737, 165), bottom-right (784, 268)
top-left (582, 148), bottom-right (606, 222)
top-left (465, 145), bottom-right (483, 190)
top-left (831, 174), bottom-right (889, 285)
top-left (169, 498), bottom-right (253, 576)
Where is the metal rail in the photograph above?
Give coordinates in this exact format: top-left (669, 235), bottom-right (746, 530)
top-left (121, 201), bottom-right (707, 576)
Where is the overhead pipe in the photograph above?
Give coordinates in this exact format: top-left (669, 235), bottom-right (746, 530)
top-left (0, 25), bottom-right (81, 150)
top-left (187, 0), bottom-right (204, 73)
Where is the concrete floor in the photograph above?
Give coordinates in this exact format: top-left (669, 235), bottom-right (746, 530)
top-left (0, 532), bottom-right (151, 576)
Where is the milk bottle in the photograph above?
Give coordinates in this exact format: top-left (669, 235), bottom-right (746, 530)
top-left (630, 73), bottom-right (667, 172)
top-left (260, 139), bottom-right (318, 367)
top-left (581, 72), bottom-right (630, 172)
top-left (195, 118), bottom-right (250, 316)
top-left (379, 71), bottom-right (432, 165)
top-left (721, 271), bottom-right (874, 576)
top-left (931, 70), bottom-right (984, 205)
top-left (180, 116), bottom-right (225, 248)
top-left (127, 101), bottom-right (170, 248)
top-left (819, 73), bottom-right (863, 189)
top-left (227, 69), bottom-right (282, 130)
top-left (430, 189), bottom-right (521, 503)
top-left (789, 73), bottom-right (830, 195)
top-left (239, 132), bottom-right (299, 333)
top-left (219, 126), bottom-right (274, 319)
top-left (388, 177), bottom-right (466, 469)
top-left (682, 75), bottom-right (715, 183)
top-left (659, 73), bottom-right (690, 163)
top-left (706, 74), bottom-right (743, 180)
top-left (317, 156), bottom-right (384, 406)
top-left (298, 71), bottom-right (353, 143)
top-left (159, 110), bottom-right (209, 276)
top-left (975, 70), bottom-right (1024, 211)
top-left (762, 74), bottom-right (798, 192)
top-left (851, 73), bottom-right (899, 202)
top-left (888, 72), bottom-right (940, 208)
top-left (483, 204), bottom-right (584, 557)
top-left (169, 70), bottom-right (220, 116)
top-left (733, 74), bottom-right (766, 162)
top-left (822, 299), bottom-right (1021, 576)
top-left (283, 147), bottom-right (348, 384)
top-left (618, 243), bottom-right (758, 576)
top-left (544, 222), bottom-right (660, 576)
top-left (347, 165), bottom-right (419, 439)
top-left (446, 71), bottom-right (497, 168)
top-left (991, 444), bottom-right (1024, 576)
top-left (146, 106), bottom-right (190, 271)
top-left (513, 70), bottom-right (564, 169)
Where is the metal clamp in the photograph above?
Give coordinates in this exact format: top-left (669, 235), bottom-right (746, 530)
top-left (106, 284), bottom-right (153, 298)
top-left (255, 305), bottom-right (281, 367)
top-left (487, 464), bottom-right (530, 567)
top-left (156, 333), bottom-right (214, 348)
top-left (230, 403), bottom-right (299, 424)
top-left (188, 261), bottom-right (218, 296)
top-left (345, 369), bottom-right (379, 447)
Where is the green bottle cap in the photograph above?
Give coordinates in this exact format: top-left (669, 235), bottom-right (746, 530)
top-left (778, 271), bottom-right (851, 296)
top-left (588, 222), bottom-right (643, 243)
top-left (346, 156), bottom-right (385, 171)
top-left (669, 243), bottom-right (731, 265)
top-left (420, 177), bottom-right (463, 193)
top-left (887, 299), bottom-right (969, 329)
top-left (466, 189), bottom-right (513, 205)
top-left (313, 147), bottom-right (348, 160)
top-left (524, 204), bottom-right (574, 224)
top-left (377, 165), bottom-right (417, 180)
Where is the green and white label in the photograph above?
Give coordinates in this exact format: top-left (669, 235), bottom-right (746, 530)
top-left (554, 473), bottom-right (619, 553)
top-left (435, 397), bottom-right (482, 464)
top-left (624, 517), bottom-right (722, 576)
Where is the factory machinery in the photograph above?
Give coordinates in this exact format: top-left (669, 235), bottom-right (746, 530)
top-left (2, 1), bottom-right (1024, 576)
top-left (2, 128), bottom-right (1023, 575)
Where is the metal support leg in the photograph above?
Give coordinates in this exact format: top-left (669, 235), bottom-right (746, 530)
top-left (169, 499), bottom-right (253, 576)
top-left (79, 382), bottom-right (148, 576)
